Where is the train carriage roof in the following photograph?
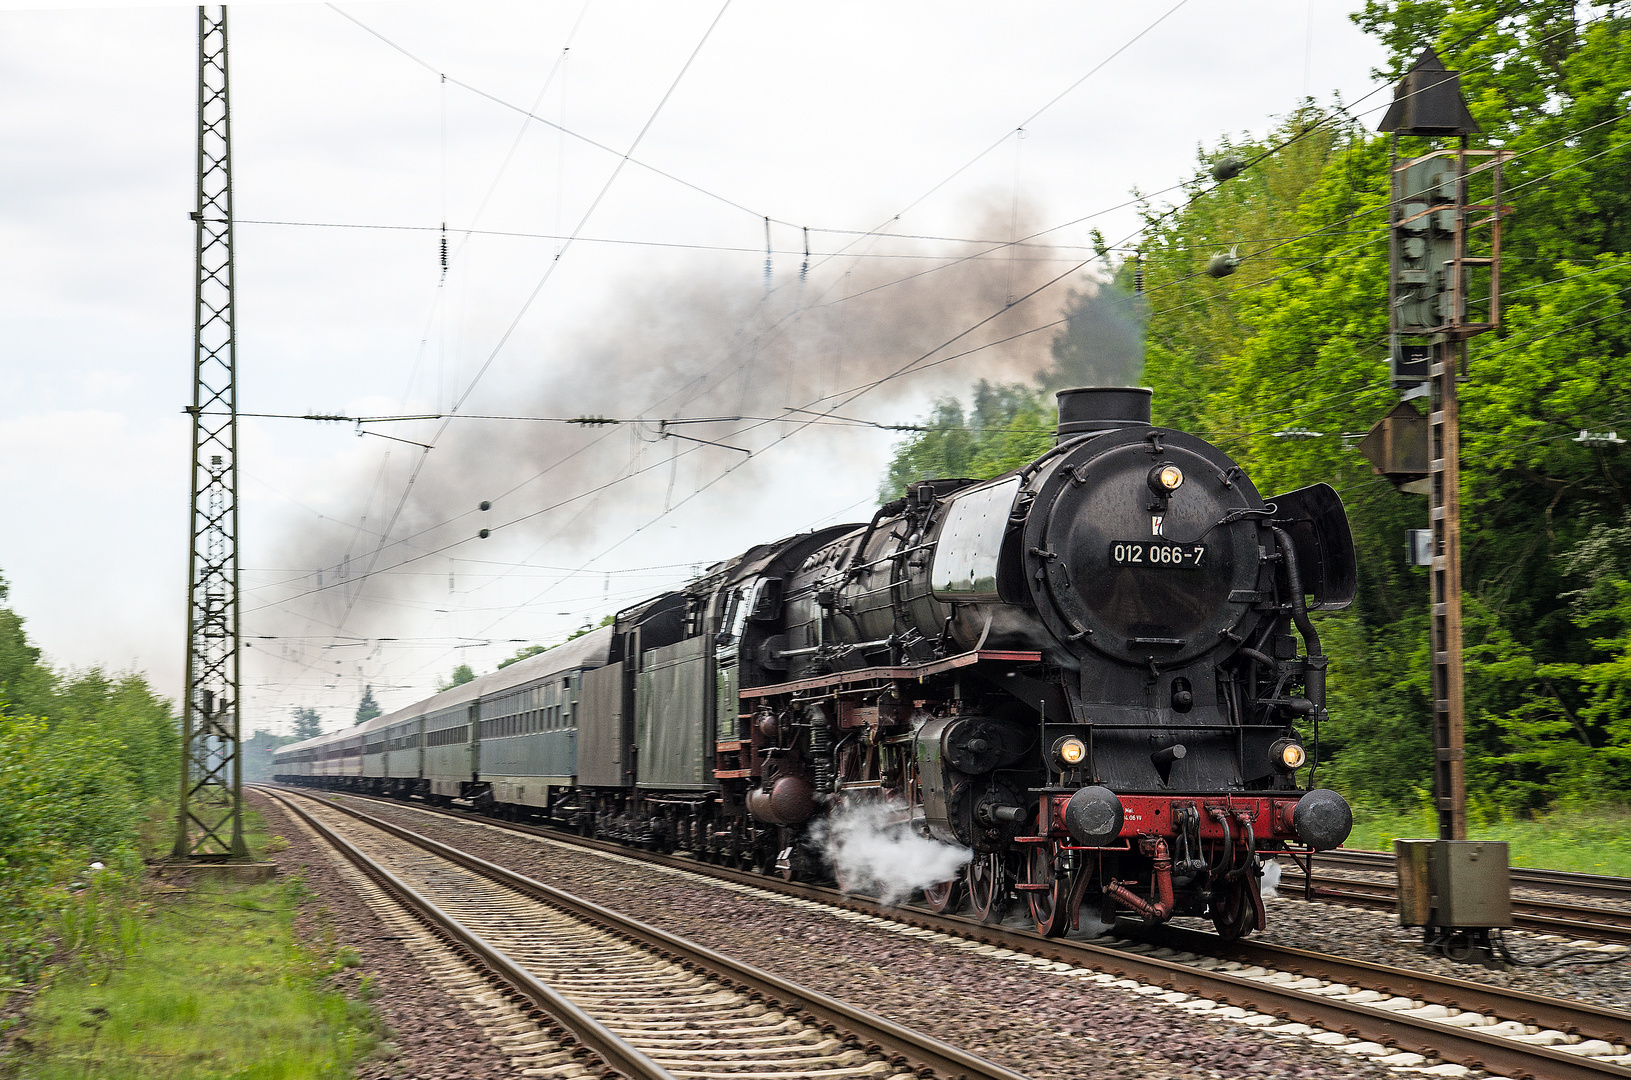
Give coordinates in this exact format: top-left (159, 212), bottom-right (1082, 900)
top-left (272, 625), bottom-right (615, 758)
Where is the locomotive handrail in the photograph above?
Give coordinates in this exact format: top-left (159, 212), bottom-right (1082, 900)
top-left (739, 648), bottom-right (1042, 698)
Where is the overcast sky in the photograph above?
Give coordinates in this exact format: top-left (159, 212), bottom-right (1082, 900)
top-left (0, 0), bottom-right (1390, 734)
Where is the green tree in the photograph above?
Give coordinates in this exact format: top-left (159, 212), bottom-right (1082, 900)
top-left (497, 645), bottom-right (547, 670)
top-left (438, 664), bottom-right (476, 692)
top-left (44, 668), bottom-right (177, 800)
top-left (354, 684), bottom-right (381, 725)
top-left (0, 573), bottom-right (50, 713)
top-left (880, 382), bottom-right (1054, 500)
top-left (290, 707), bottom-right (322, 740)
top-left (0, 568), bottom-right (180, 981)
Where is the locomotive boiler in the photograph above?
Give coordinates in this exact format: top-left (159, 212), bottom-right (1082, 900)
top-left (276, 385), bottom-right (1355, 940)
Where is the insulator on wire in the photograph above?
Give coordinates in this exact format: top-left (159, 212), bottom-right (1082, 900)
top-left (801, 226), bottom-right (809, 283)
top-left (440, 223), bottom-right (448, 277)
top-left (763, 216), bottom-right (772, 295)
top-left (1206, 248), bottom-right (1241, 279)
top-left (1133, 252), bottom-right (1144, 295)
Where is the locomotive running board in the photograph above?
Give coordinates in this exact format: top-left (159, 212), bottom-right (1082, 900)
top-left (740, 649), bottom-right (1042, 698)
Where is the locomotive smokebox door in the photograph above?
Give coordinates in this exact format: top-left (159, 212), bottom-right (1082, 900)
top-left (1022, 422), bottom-right (1266, 669)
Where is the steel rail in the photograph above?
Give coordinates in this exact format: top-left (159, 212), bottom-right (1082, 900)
top-left (265, 788), bottom-right (674, 1080)
top-left (273, 787), bottom-right (1631, 1080)
top-left (1320, 849), bottom-right (1631, 902)
top-left (1281, 870), bottom-right (1631, 945)
top-left (270, 788), bottom-right (1029, 1080)
top-left (1114, 921), bottom-right (1631, 1047)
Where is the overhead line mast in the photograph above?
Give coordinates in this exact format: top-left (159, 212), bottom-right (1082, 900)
top-left (174, 4), bottom-right (248, 861)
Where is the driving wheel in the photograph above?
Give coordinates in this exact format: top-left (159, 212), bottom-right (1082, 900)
top-left (1025, 845), bottom-right (1074, 937)
top-left (968, 851), bottom-right (1007, 924)
top-left (922, 877), bottom-right (962, 913)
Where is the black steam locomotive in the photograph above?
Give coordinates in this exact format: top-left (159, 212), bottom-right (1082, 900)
top-left (276, 386), bottom-right (1355, 939)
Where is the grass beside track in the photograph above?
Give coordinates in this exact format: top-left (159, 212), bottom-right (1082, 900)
top-left (1346, 804), bottom-right (1631, 876)
top-left (0, 808), bottom-right (381, 1080)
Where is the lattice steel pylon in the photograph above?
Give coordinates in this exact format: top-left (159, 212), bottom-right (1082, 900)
top-left (173, 4), bottom-right (247, 860)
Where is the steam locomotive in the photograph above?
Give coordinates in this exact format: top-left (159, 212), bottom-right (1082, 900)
top-left (275, 386), bottom-right (1356, 939)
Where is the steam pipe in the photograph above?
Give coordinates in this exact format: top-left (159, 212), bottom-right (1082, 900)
top-left (1270, 526), bottom-right (1326, 709)
top-left (1207, 807), bottom-right (1234, 875)
top-left (844, 502), bottom-right (898, 576)
top-left (1238, 647), bottom-right (1274, 669)
top-left (1228, 810), bottom-right (1257, 880)
top-left (1103, 838), bottom-right (1173, 922)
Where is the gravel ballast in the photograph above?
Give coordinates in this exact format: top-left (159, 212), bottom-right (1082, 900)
top-left (250, 790), bottom-right (523, 1079)
top-left (1247, 867), bottom-right (1631, 1011)
top-left (318, 794), bottom-right (1412, 1080)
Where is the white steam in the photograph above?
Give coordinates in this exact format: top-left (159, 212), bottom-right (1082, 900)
top-left (1072, 908), bottom-right (1115, 939)
top-left (812, 799), bottom-right (970, 906)
top-left (1260, 858), bottom-right (1282, 900)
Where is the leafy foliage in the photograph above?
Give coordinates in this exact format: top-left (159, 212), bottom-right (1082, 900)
top-left (438, 663), bottom-right (476, 692)
top-left (290, 706), bottom-right (323, 740)
top-left (0, 570), bottom-right (178, 983)
top-left (881, 1), bottom-right (1631, 816)
top-left (880, 381), bottom-right (1056, 501)
top-left (498, 645), bottom-right (547, 670)
top-left (497, 616), bottom-right (617, 671)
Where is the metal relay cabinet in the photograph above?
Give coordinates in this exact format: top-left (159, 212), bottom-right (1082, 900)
top-left (1396, 839), bottom-right (1511, 928)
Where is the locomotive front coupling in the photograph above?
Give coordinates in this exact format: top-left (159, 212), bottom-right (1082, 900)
top-left (1056, 786), bottom-right (1353, 852)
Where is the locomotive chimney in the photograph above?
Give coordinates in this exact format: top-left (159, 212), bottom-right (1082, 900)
top-left (1055, 386), bottom-right (1153, 441)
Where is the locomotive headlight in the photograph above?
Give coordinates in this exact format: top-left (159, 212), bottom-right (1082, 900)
top-left (1270, 737), bottom-right (1307, 772)
top-left (1149, 463), bottom-right (1185, 494)
top-left (1051, 735), bottom-right (1088, 770)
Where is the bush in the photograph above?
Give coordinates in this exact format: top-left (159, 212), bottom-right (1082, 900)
top-left (0, 715), bottom-right (152, 982)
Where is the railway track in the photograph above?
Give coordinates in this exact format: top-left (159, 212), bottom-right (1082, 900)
top-left (275, 787), bottom-right (1631, 1080)
top-left (264, 787), bottom-right (1029, 1080)
top-left (1280, 863), bottom-right (1631, 946)
top-left (1316, 849), bottom-right (1631, 903)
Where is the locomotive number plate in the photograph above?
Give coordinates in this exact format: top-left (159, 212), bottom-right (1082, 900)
top-left (1109, 541), bottom-right (1207, 568)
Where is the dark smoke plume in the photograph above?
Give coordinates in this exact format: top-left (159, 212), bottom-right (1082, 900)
top-left (257, 201), bottom-right (1130, 702)
top-left (1035, 282), bottom-right (1147, 389)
